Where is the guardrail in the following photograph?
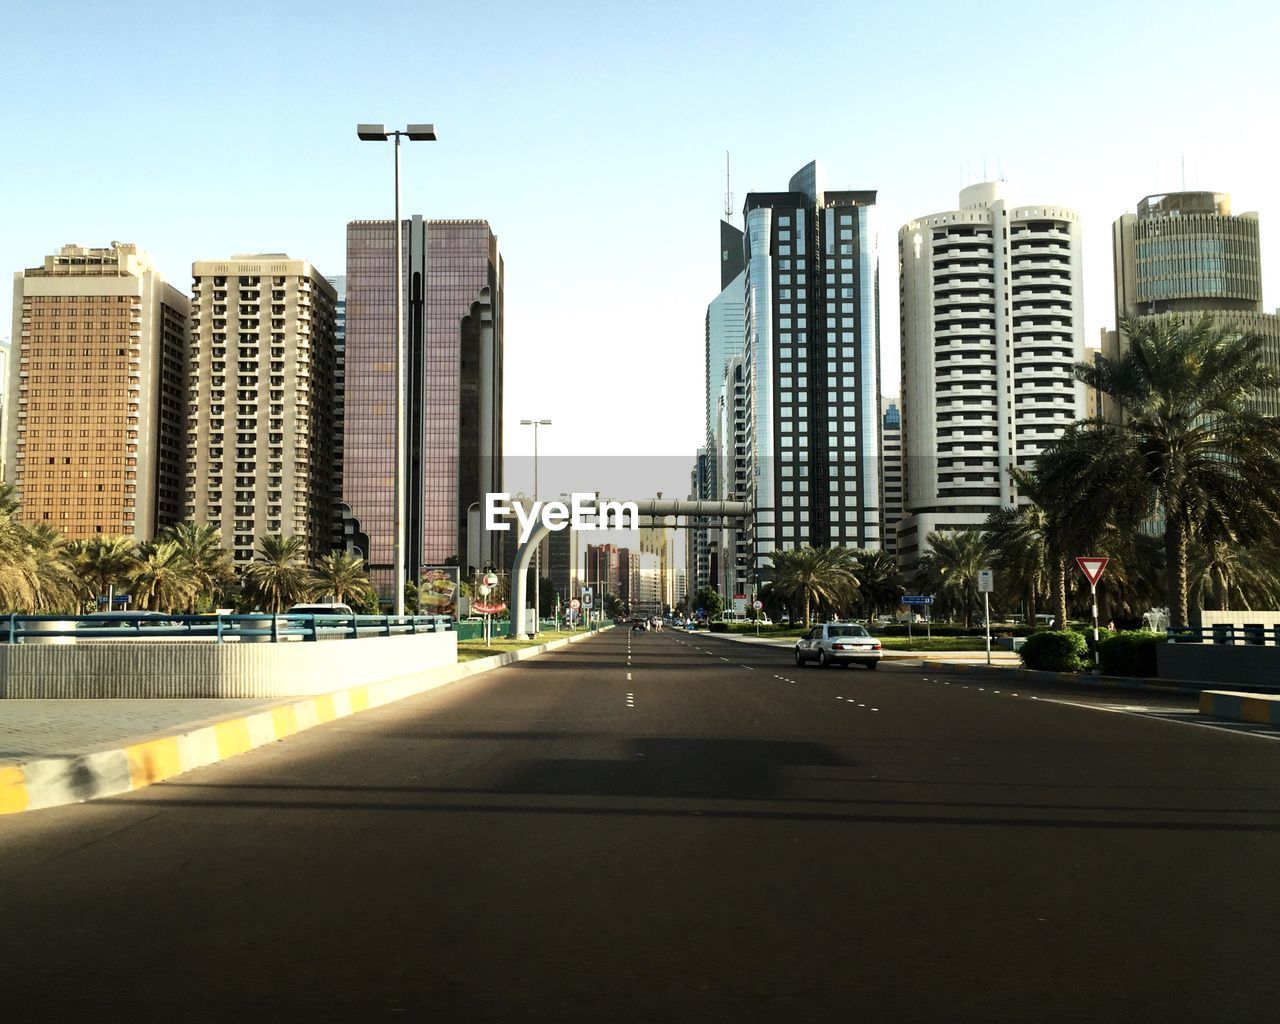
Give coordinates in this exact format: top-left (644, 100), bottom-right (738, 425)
top-left (4, 612), bottom-right (455, 645)
top-left (1167, 625), bottom-right (1280, 647)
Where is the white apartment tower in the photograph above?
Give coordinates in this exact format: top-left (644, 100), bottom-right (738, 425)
top-left (896, 182), bottom-right (1085, 565)
top-left (716, 352), bottom-right (750, 596)
top-left (186, 255), bottom-right (337, 566)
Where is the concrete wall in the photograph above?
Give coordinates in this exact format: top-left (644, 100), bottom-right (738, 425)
top-left (0, 631), bottom-right (458, 699)
top-left (1156, 643), bottom-right (1280, 691)
top-left (1192, 610), bottom-right (1280, 630)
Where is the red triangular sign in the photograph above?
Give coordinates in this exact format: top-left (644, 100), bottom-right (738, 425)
top-left (1076, 556), bottom-right (1109, 587)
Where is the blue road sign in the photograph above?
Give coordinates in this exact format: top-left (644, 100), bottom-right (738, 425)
top-left (902, 595), bottom-right (934, 606)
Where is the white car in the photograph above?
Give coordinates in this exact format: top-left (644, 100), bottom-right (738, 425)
top-left (794, 624), bottom-right (883, 669)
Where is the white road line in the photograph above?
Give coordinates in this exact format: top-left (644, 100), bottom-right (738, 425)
top-left (626, 672), bottom-right (632, 681)
top-left (871, 708), bottom-right (880, 712)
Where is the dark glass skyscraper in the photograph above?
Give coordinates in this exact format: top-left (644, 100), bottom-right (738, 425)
top-left (344, 217), bottom-right (503, 600)
top-left (743, 160), bottom-right (882, 573)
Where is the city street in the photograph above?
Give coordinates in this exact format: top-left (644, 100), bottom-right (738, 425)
top-left (3, 628), bottom-right (1279, 1021)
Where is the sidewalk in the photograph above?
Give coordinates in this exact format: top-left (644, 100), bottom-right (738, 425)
top-left (1, 629), bottom-right (606, 816)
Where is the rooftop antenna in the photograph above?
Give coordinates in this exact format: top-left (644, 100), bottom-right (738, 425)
top-left (724, 151), bottom-right (734, 222)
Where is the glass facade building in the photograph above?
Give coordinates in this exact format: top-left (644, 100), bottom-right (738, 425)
top-left (1112, 190), bottom-right (1280, 417)
top-left (742, 160), bottom-right (883, 576)
top-left (343, 218), bottom-right (503, 600)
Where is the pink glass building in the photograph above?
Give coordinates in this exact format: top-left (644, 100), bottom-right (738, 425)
top-left (344, 218), bottom-right (503, 600)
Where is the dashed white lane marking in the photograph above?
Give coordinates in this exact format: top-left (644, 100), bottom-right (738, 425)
top-left (872, 708), bottom-right (880, 712)
top-left (626, 672), bottom-right (632, 681)
top-left (741, 665), bottom-right (754, 670)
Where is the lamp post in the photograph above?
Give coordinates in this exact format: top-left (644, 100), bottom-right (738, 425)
top-left (519, 418), bottom-right (552, 635)
top-left (357, 122), bottom-right (438, 618)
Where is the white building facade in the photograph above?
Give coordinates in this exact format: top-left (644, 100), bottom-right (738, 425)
top-left (896, 182), bottom-right (1085, 565)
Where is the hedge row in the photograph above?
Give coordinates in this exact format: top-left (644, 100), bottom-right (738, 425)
top-left (1020, 629), bottom-right (1164, 675)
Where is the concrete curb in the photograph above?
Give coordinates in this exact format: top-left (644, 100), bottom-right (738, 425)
top-left (1199, 690), bottom-right (1280, 725)
top-left (0, 629), bottom-right (608, 816)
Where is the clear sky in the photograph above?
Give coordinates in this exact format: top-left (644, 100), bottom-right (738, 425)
top-left (3, 0), bottom-right (1278, 502)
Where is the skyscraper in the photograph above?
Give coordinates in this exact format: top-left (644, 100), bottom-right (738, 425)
top-left (330, 274), bottom-right (347, 550)
top-left (4, 243), bottom-right (189, 539)
top-left (186, 255), bottom-right (337, 565)
top-left (1111, 190), bottom-right (1280, 416)
top-left (715, 352), bottom-right (750, 596)
top-left (344, 217), bottom-right (503, 599)
top-left (880, 397), bottom-right (903, 556)
top-left (896, 182), bottom-right (1085, 565)
top-left (742, 160), bottom-right (882, 575)
top-left (693, 219), bottom-right (747, 598)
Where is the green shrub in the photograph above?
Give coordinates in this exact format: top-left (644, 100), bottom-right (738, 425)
top-left (709, 622), bottom-right (729, 633)
top-left (1096, 631), bottom-right (1163, 677)
top-left (1019, 630), bottom-right (1089, 672)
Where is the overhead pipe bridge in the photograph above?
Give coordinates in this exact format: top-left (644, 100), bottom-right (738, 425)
top-left (507, 499), bottom-right (753, 637)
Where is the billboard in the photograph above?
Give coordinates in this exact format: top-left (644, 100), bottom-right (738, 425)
top-left (419, 566), bottom-right (461, 618)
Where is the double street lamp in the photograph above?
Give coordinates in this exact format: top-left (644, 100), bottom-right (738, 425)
top-left (520, 418), bottom-right (552, 635)
top-left (357, 122), bottom-right (437, 617)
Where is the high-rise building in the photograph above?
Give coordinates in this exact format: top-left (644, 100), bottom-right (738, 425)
top-left (639, 524), bottom-right (675, 610)
top-left (617, 547), bottom-right (640, 611)
top-left (896, 182), bottom-right (1085, 566)
top-left (585, 542), bottom-right (620, 600)
top-left (694, 219), bottom-right (747, 598)
top-left (186, 255), bottom-right (337, 566)
top-left (715, 352), bottom-right (750, 595)
top-left (742, 160), bottom-right (882, 574)
top-left (4, 243), bottom-right (189, 539)
top-left (344, 217), bottom-right (503, 599)
top-left (331, 274), bottom-right (347, 550)
top-left (1112, 190), bottom-right (1280, 416)
top-left (880, 397), bottom-right (903, 556)
top-left (689, 447), bottom-right (715, 592)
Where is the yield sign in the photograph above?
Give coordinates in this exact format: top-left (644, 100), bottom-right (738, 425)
top-left (1076, 556), bottom-right (1109, 587)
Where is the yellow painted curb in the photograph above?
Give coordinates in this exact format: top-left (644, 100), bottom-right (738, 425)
top-left (1, 627), bottom-right (610, 815)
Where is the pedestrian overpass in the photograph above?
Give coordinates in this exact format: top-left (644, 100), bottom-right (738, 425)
top-left (508, 498), bottom-right (753, 636)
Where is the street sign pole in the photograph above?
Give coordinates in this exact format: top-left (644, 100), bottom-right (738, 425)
top-left (1075, 557), bottom-right (1109, 671)
top-left (977, 569), bottom-right (995, 666)
top-left (1091, 581), bottom-right (1099, 667)
top-left (984, 591), bottom-right (991, 666)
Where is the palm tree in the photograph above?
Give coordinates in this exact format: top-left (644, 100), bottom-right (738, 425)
top-left (309, 551), bottom-right (372, 606)
top-left (242, 534), bottom-right (310, 612)
top-left (25, 522), bottom-right (81, 612)
top-left (916, 529), bottom-right (989, 627)
top-left (70, 535), bottom-right (139, 610)
top-left (158, 521), bottom-right (234, 612)
top-left (130, 540), bottom-right (199, 613)
top-left (849, 549), bottom-right (903, 620)
top-left (1036, 315), bottom-right (1280, 627)
top-left (768, 546), bottom-right (859, 627)
top-left (1187, 538), bottom-right (1280, 612)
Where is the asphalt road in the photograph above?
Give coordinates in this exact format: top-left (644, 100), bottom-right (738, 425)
top-left (3, 628), bottom-right (1280, 1022)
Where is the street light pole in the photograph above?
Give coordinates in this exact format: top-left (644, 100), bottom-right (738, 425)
top-left (520, 418), bottom-right (552, 635)
top-left (357, 122), bottom-right (437, 618)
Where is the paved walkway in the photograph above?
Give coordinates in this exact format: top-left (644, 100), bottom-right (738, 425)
top-left (0, 698), bottom-right (286, 764)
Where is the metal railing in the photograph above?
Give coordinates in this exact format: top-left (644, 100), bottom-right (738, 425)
top-left (4, 612), bottom-right (455, 645)
top-left (1166, 624), bottom-right (1280, 647)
